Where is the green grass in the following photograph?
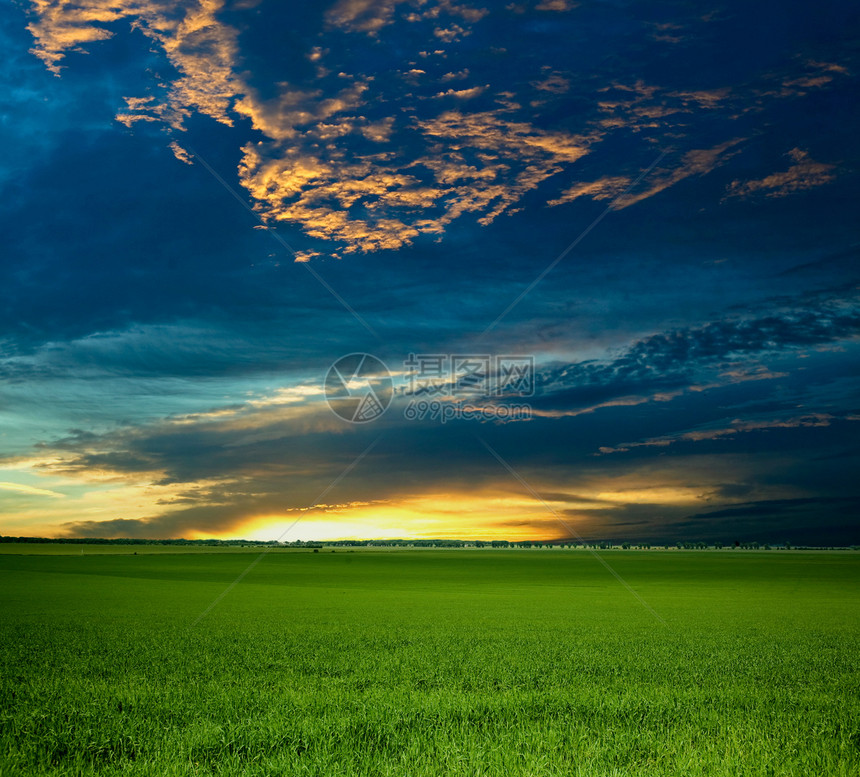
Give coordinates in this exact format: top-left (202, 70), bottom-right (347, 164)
top-left (1, 549), bottom-right (858, 776)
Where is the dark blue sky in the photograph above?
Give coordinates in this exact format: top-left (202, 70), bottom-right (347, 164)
top-left (1, 0), bottom-right (858, 543)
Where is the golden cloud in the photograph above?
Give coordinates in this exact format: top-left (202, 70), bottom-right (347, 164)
top-left (535, 0), bottom-right (577, 11)
top-left (532, 72), bottom-right (570, 94)
top-left (325, 0), bottom-right (412, 34)
top-left (724, 148), bottom-right (837, 200)
top-left (234, 107), bottom-right (593, 251)
top-left (616, 139), bottom-right (744, 208)
top-left (29, 0), bottom-right (242, 129)
top-left (26, 0), bottom-right (809, 256)
top-left (169, 141), bottom-right (194, 165)
top-left (546, 176), bottom-right (630, 206)
top-left (549, 139), bottom-right (744, 210)
top-left (30, 0), bottom-right (556, 253)
top-left (433, 85), bottom-right (487, 99)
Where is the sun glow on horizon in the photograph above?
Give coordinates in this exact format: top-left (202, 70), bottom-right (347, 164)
top-left (205, 493), bottom-right (581, 543)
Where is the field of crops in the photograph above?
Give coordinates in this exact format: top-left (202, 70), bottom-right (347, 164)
top-left (0, 547), bottom-right (858, 776)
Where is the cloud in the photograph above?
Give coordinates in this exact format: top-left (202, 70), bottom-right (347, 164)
top-left (22, 0), bottom-right (859, 265)
top-left (531, 72), bottom-right (570, 94)
top-left (594, 80), bottom-right (730, 133)
top-left (325, 0), bottom-right (412, 34)
top-left (29, 0), bottom-right (242, 127)
top-left (619, 307), bottom-right (860, 367)
top-left (546, 176), bottom-right (630, 206)
top-left (725, 148), bottom-right (837, 200)
top-left (236, 107), bottom-right (592, 252)
top-left (0, 481), bottom-right (64, 498)
top-left (26, 0), bottom-right (126, 75)
top-left (325, 0), bottom-right (488, 35)
top-left (433, 85), bottom-right (487, 99)
top-left (27, 1), bottom-right (594, 254)
top-left (617, 139), bottom-right (744, 208)
top-left (234, 80), bottom-right (370, 141)
top-left (600, 413), bottom-right (844, 454)
top-left (548, 139), bottom-right (744, 210)
top-left (169, 141), bottom-right (193, 165)
top-left (534, 299), bottom-right (860, 415)
top-left (29, 0), bottom-right (846, 259)
top-left (441, 69), bottom-right (470, 81)
top-left (767, 59), bottom-right (852, 98)
top-left (535, 0), bottom-right (576, 11)
top-left (681, 496), bottom-right (860, 529)
top-left (31, 0), bottom-right (744, 257)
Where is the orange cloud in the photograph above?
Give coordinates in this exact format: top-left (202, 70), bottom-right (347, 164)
top-left (325, 0), bottom-right (412, 34)
top-left (28, 0), bottom-right (242, 128)
top-left (532, 72), bottom-right (571, 94)
top-left (616, 139), bottom-right (744, 208)
top-left (549, 139), bottom-right (744, 210)
top-left (24, 1), bottom-right (787, 256)
top-left (235, 107), bottom-right (593, 251)
top-left (536, 0), bottom-right (577, 10)
top-left (724, 148), bottom-right (837, 200)
top-left (169, 141), bottom-right (194, 165)
top-left (546, 176), bottom-right (630, 206)
top-left (433, 85), bottom-right (487, 99)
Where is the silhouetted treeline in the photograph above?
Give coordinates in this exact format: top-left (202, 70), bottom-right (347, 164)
top-left (1, 536), bottom-right (855, 549)
top-left (0, 536), bottom-right (276, 546)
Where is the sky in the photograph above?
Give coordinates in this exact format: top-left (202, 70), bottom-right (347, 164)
top-left (1, 0), bottom-right (858, 544)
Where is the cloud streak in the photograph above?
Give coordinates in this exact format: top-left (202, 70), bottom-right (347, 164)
top-left (725, 148), bottom-right (837, 200)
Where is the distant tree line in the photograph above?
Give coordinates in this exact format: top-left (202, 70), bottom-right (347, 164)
top-left (2, 536), bottom-right (855, 550)
top-left (0, 536), bottom-right (278, 546)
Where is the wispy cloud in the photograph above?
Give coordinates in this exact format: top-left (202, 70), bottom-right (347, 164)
top-left (549, 139), bottom-right (744, 209)
top-left (0, 481), bottom-right (64, 498)
top-left (534, 297), bottom-right (860, 415)
top-left (725, 148), bottom-right (837, 200)
top-left (599, 413), bottom-right (845, 454)
top-left (325, 0), bottom-right (411, 34)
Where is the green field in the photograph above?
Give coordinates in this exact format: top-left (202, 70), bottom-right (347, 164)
top-left (1, 548), bottom-right (858, 776)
